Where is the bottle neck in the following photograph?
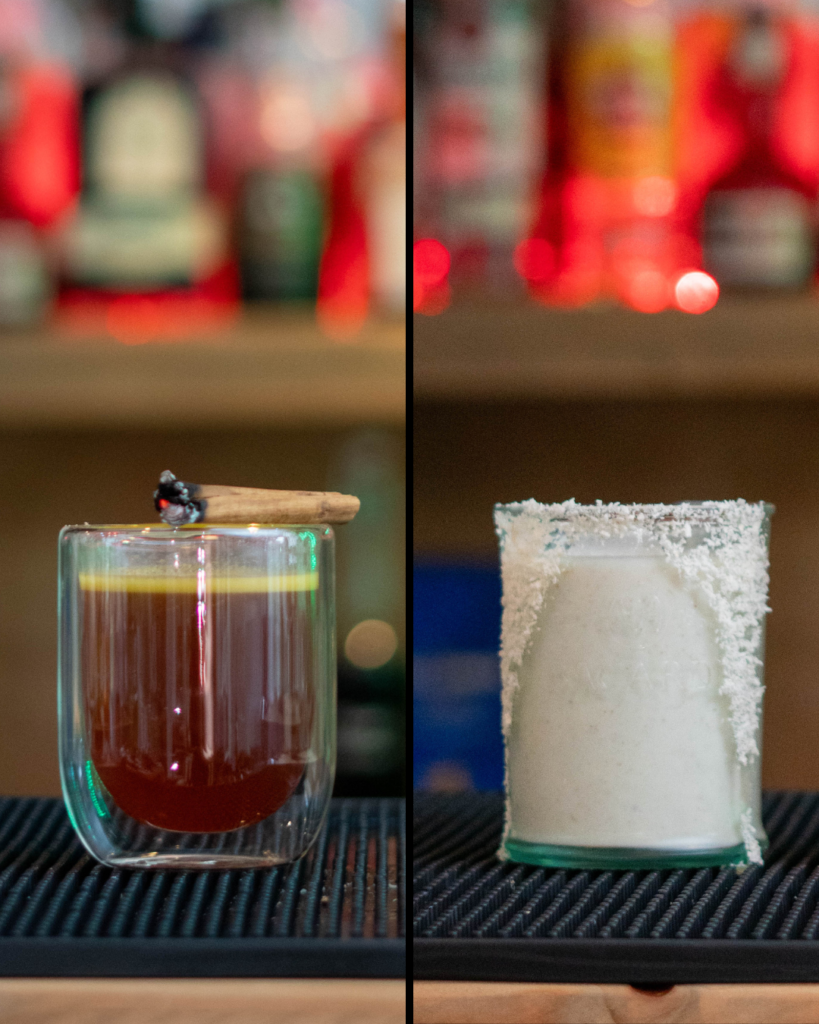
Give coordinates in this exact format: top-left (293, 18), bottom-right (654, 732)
top-left (742, 91), bottom-right (777, 151)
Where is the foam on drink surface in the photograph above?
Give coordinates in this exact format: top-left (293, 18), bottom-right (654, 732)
top-left (494, 499), bottom-right (771, 864)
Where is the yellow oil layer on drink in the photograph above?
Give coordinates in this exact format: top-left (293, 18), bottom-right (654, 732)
top-left (78, 571), bottom-right (319, 593)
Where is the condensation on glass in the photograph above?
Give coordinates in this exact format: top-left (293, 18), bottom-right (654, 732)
top-left (59, 524), bottom-right (335, 869)
top-left (494, 500), bottom-right (773, 870)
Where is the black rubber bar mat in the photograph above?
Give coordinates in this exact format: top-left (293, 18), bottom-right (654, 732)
top-left (0, 796), bottom-right (405, 977)
top-left (414, 791), bottom-right (819, 985)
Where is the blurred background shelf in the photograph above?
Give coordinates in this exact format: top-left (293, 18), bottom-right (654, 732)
top-left (0, 0), bottom-right (406, 812)
top-left (0, 308), bottom-right (405, 427)
top-left (415, 295), bottom-right (819, 798)
top-left (414, 296), bottom-right (819, 401)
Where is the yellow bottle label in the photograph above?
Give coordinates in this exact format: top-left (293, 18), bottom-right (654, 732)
top-left (567, 34), bottom-right (673, 178)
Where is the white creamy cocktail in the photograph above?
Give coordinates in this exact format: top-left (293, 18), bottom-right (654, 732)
top-left (495, 500), bottom-right (772, 869)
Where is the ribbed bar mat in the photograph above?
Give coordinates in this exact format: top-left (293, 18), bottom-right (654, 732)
top-left (0, 796), bottom-right (405, 977)
top-left (414, 791), bottom-right (819, 984)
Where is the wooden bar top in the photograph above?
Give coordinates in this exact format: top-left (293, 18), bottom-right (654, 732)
top-left (0, 978), bottom-right (405, 1024)
top-left (414, 981), bottom-right (819, 1024)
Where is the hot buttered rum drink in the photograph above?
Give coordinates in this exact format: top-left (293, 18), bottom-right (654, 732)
top-left (80, 571), bottom-right (316, 833)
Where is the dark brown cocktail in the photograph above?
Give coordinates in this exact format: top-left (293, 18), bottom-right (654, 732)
top-left (80, 573), bottom-right (316, 833)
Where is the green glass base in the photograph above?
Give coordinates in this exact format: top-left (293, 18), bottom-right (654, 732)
top-left (503, 836), bottom-right (752, 870)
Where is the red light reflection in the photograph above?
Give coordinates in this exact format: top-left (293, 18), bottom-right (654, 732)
top-left (632, 177), bottom-right (677, 218)
top-left (624, 269), bottom-right (670, 313)
top-left (417, 280), bottom-right (451, 316)
top-left (413, 238), bottom-right (451, 316)
top-left (513, 238), bottom-right (555, 283)
top-left (414, 238), bottom-right (450, 286)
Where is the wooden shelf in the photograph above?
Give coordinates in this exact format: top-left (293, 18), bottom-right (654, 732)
top-left (0, 307), bottom-right (405, 427)
top-left (414, 295), bottom-right (819, 401)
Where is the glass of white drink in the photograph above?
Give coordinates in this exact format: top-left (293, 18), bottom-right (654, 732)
top-left (494, 499), bottom-right (773, 869)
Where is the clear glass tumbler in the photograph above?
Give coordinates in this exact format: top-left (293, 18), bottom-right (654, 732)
top-left (59, 524), bottom-right (335, 868)
top-left (494, 499), bottom-right (773, 870)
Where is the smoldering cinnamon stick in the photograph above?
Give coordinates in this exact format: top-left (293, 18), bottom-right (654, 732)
top-left (154, 471), bottom-right (360, 527)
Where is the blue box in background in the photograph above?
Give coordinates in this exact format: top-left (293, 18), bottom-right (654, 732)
top-left (413, 563), bottom-right (504, 791)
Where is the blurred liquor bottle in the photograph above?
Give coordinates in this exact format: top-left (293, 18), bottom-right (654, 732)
top-left (697, 5), bottom-right (819, 290)
top-left (59, 0), bottom-right (237, 340)
top-left (233, 0), bottom-right (325, 303)
top-left (417, 0), bottom-right (544, 295)
top-left (317, 0), bottom-right (406, 336)
top-left (0, 0), bottom-right (79, 326)
top-left (332, 429), bottom-right (405, 797)
top-left (238, 164), bottom-right (323, 302)
top-left (526, 0), bottom-right (687, 310)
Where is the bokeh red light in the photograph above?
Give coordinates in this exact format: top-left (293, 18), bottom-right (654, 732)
top-left (414, 238), bottom-right (451, 286)
top-left (624, 270), bottom-right (670, 314)
top-left (513, 238), bottom-right (555, 283)
top-left (414, 238), bottom-right (451, 316)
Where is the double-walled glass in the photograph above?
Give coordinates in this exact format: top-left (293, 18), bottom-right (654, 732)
top-left (59, 524), bottom-right (335, 869)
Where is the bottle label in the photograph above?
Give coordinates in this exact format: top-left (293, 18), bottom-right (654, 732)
top-left (85, 74), bottom-right (202, 201)
top-left (704, 187), bottom-right (815, 287)
top-left (0, 220), bottom-right (49, 324)
top-left (362, 121), bottom-right (406, 312)
top-left (64, 72), bottom-right (227, 288)
top-left (567, 34), bottom-right (673, 178)
top-left (239, 170), bottom-right (323, 301)
top-left (64, 197), bottom-right (226, 287)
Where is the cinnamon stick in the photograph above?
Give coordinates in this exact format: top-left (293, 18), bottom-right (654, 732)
top-left (154, 471), bottom-right (360, 527)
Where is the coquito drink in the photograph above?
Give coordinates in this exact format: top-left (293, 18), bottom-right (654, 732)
top-left (494, 500), bottom-right (772, 869)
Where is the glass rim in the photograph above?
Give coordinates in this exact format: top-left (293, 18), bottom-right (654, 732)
top-left (60, 523), bottom-right (334, 535)
top-left (494, 499), bottom-right (775, 521)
